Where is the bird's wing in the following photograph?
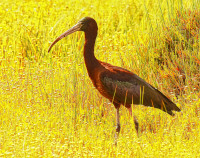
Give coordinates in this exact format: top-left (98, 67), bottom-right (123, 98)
top-left (99, 68), bottom-right (152, 105)
top-left (99, 65), bottom-right (180, 115)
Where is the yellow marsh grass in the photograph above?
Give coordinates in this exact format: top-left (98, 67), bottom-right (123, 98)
top-left (0, 0), bottom-right (199, 157)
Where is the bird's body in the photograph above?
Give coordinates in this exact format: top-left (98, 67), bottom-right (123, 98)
top-left (48, 17), bottom-right (180, 136)
top-left (95, 62), bottom-right (180, 115)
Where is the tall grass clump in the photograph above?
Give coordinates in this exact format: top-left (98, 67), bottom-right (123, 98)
top-left (154, 9), bottom-right (200, 96)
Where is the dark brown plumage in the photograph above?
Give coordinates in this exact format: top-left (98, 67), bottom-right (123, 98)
top-left (48, 17), bottom-right (181, 135)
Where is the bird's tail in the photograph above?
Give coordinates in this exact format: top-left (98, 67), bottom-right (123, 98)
top-left (154, 89), bottom-right (181, 116)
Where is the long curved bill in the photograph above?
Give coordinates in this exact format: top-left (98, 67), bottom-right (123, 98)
top-left (48, 22), bottom-right (82, 52)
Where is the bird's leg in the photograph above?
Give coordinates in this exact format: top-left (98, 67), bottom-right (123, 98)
top-left (114, 104), bottom-right (120, 145)
top-left (116, 107), bottom-right (121, 133)
top-left (127, 106), bottom-right (139, 134)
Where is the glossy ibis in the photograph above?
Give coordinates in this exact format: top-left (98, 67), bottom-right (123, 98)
top-left (48, 17), bottom-right (181, 135)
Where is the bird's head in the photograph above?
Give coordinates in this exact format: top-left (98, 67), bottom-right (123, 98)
top-left (48, 17), bottom-right (98, 52)
top-left (78, 17), bottom-right (98, 32)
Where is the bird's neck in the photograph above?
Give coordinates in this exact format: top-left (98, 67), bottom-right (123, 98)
top-left (83, 33), bottom-right (101, 79)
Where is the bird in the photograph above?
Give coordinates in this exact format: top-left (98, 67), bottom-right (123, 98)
top-left (48, 17), bottom-right (181, 136)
